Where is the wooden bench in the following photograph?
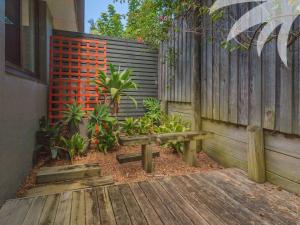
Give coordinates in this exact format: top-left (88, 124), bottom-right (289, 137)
top-left (119, 131), bottom-right (213, 173)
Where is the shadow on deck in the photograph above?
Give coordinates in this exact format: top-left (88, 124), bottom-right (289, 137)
top-left (0, 168), bottom-right (299, 225)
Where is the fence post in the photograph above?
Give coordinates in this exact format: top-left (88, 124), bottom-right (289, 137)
top-left (183, 141), bottom-right (196, 166)
top-left (160, 101), bottom-right (168, 114)
top-left (191, 12), bottom-right (202, 152)
top-left (142, 145), bottom-right (153, 173)
top-left (247, 126), bottom-right (266, 183)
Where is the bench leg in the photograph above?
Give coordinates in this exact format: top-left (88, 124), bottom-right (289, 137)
top-left (142, 145), bottom-right (153, 173)
top-left (183, 141), bottom-right (196, 166)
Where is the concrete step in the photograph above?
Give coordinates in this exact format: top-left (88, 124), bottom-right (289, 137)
top-left (36, 163), bottom-right (101, 184)
top-left (26, 175), bottom-right (114, 197)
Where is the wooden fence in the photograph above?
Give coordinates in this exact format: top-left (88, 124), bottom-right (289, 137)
top-left (158, 4), bottom-right (300, 193)
top-left (54, 30), bottom-right (158, 120)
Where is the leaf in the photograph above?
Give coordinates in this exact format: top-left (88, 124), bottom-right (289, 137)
top-left (110, 88), bottom-right (119, 99)
top-left (128, 95), bottom-right (138, 108)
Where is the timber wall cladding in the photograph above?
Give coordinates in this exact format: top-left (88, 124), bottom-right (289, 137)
top-left (200, 2), bottom-right (300, 135)
top-left (202, 119), bottom-right (300, 194)
top-left (158, 2), bottom-right (300, 193)
top-left (53, 30), bottom-right (158, 120)
top-left (158, 16), bottom-right (193, 103)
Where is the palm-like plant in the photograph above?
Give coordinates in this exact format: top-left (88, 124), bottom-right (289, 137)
top-left (62, 103), bottom-right (85, 136)
top-left (95, 63), bottom-right (138, 114)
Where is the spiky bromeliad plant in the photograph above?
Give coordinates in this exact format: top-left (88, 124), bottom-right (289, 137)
top-left (62, 102), bottom-right (85, 136)
top-left (94, 63), bottom-right (138, 114)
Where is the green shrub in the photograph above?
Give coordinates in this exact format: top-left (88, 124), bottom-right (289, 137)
top-left (143, 97), bottom-right (161, 123)
top-left (87, 105), bottom-right (119, 154)
top-left (121, 117), bottom-right (139, 136)
top-left (61, 133), bottom-right (87, 159)
top-left (136, 116), bottom-right (155, 135)
top-left (155, 114), bottom-right (191, 154)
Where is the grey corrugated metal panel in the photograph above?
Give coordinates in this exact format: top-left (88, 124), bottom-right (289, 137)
top-left (107, 57), bottom-right (158, 66)
top-left (116, 112), bottom-right (145, 117)
top-left (132, 79), bottom-right (157, 85)
top-left (132, 77), bottom-right (157, 81)
top-left (109, 55), bottom-right (158, 63)
top-left (118, 108), bottom-right (146, 113)
top-left (53, 30), bottom-right (154, 49)
top-left (106, 44), bottom-right (158, 54)
top-left (121, 92), bottom-right (157, 96)
top-left (105, 71), bottom-right (158, 77)
top-left (107, 48), bottom-right (157, 57)
top-left (108, 56), bottom-right (158, 66)
top-left (106, 66), bottom-right (157, 73)
top-left (106, 61), bottom-right (157, 69)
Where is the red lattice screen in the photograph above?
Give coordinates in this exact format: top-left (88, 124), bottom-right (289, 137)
top-left (49, 35), bottom-right (107, 125)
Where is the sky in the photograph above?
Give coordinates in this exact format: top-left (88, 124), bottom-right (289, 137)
top-left (84, 0), bottom-right (129, 33)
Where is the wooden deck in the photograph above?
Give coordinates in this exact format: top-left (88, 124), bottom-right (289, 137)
top-left (1, 168), bottom-right (300, 225)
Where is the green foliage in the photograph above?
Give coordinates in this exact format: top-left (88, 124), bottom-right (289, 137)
top-left (87, 105), bottom-right (115, 135)
top-left (155, 114), bottom-right (190, 134)
top-left (122, 97), bottom-right (190, 154)
top-left (36, 117), bottom-right (62, 159)
top-left (136, 116), bottom-right (155, 134)
top-left (62, 103), bottom-right (84, 135)
top-left (143, 97), bottom-right (161, 123)
top-left (61, 133), bottom-right (87, 159)
top-left (94, 63), bottom-right (138, 114)
top-left (113, 0), bottom-right (206, 47)
top-left (95, 125), bottom-right (119, 154)
top-left (123, 0), bottom-right (171, 47)
top-left (87, 105), bottom-right (119, 154)
top-left (89, 4), bottom-right (124, 37)
top-left (155, 114), bottom-right (191, 153)
top-left (121, 117), bottom-right (139, 136)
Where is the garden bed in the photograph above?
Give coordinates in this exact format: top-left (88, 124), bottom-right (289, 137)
top-left (16, 146), bottom-right (222, 197)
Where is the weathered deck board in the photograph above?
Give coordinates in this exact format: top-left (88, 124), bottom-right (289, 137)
top-left (26, 175), bottom-right (114, 197)
top-left (118, 184), bottom-right (148, 225)
top-left (37, 163), bottom-right (101, 184)
top-left (1, 168), bottom-right (300, 225)
top-left (197, 171), bottom-right (298, 224)
top-left (139, 181), bottom-right (180, 225)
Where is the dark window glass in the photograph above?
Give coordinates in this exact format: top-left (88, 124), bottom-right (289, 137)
top-left (5, 0), bottom-right (38, 74)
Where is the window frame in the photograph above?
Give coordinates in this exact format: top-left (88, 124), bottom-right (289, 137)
top-left (5, 0), bottom-right (40, 79)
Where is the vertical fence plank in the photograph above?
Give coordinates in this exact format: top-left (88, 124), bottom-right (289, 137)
top-left (293, 22), bottom-right (300, 135)
top-left (201, 11), bottom-right (207, 118)
top-left (238, 4), bottom-right (249, 126)
top-left (249, 3), bottom-right (262, 126)
top-left (182, 17), bottom-right (188, 103)
top-left (228, 5), bottom-right (239, 124)
top-left (279, 48), bottom-right (293, 134)
top-left (186, 17), bottom-right (192, 103)
top-left (172, 23), bottom-right (176, 102)
top-left (206, 0), bottom-right (213, 118)
top-left (178, 17), bottom-right (183, 103)
top-left (219, 7), bottom-right (230, 122)
top-left (262, 40), bottom-right (277, 130)
top-left (212, 16), bottom-right (220, 120)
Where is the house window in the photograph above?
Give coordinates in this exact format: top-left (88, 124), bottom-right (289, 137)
top-left (5, 0), bottom-right (38, 76)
